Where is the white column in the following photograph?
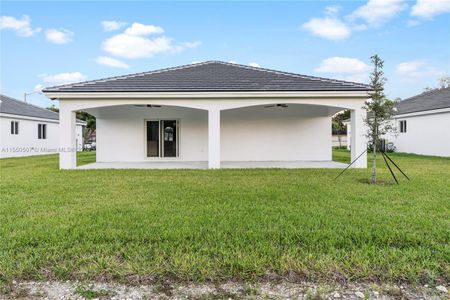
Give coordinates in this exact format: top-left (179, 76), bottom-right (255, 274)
top-left (208, 109), bottom-right (221, 169)
top-left (350, 108), bottom-right (368, 168)
top-left (59, 102), bottom-right (77, 169)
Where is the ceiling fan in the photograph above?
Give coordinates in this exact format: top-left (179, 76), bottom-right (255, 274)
top-left (134, 104), bottom-right (162, 108)
top-left (264, 104), bottom-right (288, 108)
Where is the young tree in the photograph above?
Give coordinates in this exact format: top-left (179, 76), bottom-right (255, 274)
top-left (364, 55), bottom-right (395, 184)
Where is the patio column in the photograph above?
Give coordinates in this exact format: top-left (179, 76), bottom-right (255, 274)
top-left (208, 109), bottom-right (221, 169)
top-left (350, 108), bottom-right (367, 168)
top-left (59, 103), bottom-right (77, 169)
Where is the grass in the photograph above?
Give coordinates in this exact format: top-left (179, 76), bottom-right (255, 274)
top-left (75, 284), bottom-right (114, 299)
top-left (0, 150), bottom-right (449, 286)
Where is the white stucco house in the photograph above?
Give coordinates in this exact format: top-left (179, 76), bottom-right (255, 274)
top-left (42, 61), bottom-right (371, 169)
top-left (0, 94), bottom-right (85, 158)
top-left (385, 87), bottom-right (450, 157)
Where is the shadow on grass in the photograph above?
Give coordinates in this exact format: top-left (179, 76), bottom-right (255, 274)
top-left (357, 178), bottom-right (397, 186)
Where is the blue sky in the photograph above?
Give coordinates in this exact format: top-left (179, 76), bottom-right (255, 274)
top-left (1, 0), bottom-right (449, 108)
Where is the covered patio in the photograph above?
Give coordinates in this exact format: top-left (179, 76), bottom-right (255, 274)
top-left (43, 61), bottom-right (370, 170)
top-left (78, 160), bottom-right (348, 170)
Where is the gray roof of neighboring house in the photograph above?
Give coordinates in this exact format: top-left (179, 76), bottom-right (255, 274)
top-left (43, 61), bottom-right (371, 93)
top-left (0, 94), bottom-right (85, 123)
top-left (0, 94), bottom-right (59, 120)
top-left (395, 87), bottom-right (450, 115)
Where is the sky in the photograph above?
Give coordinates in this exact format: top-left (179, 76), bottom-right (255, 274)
top-left (1, 0), bottom-right (450, 108)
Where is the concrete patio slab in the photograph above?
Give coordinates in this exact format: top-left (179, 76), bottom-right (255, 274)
top-left (77, 161), bottom-right (348, 170)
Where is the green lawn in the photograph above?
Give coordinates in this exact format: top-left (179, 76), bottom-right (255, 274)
top-left (0, 150), bottom-right (449, 286)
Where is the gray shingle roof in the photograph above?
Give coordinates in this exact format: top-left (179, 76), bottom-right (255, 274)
top-left (43, 61), bottom-right (371, 93)
top-left (0, 94), bottom-right (59, 120)
top-left (0, 94), bottom-right (86, 123)
top-left (396, 87), bottom-right (450, 115)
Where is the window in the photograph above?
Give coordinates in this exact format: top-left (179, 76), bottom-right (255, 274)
top-left (399, 120), bottom-right (407, 133)
top-left (38, 124), bottom-right (47, 139)
top-left (10, 121), bottom-right (19, 135)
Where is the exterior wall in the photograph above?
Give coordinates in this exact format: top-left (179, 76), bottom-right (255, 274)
top-left (96, 106), bottom-right (207, 162)
top-left (386, 111), bottom-right (450, 157)
top-left (94, 104), bottom-right (333, 162)
top-left (221, 105), bottom-right (331, 161)
top-left (0, 115), bottom-right (84, 158)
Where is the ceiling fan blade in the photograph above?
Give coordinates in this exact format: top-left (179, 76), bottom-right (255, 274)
top-left (134, 104), bottom-right (162, 108)
top-left (265, 104), bottom-right (288, 108)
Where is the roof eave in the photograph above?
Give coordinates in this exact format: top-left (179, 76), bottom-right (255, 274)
top-left (44, 90), bottom-right (371, 100)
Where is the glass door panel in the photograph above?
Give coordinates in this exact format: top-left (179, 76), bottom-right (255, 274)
top-left (146, 121), bottom-right (159, 157)
top-left (163, 120), bottom-right (177, 157)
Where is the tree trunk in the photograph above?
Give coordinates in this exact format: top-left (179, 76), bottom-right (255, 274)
top-left (371, 125), bottom-right (378, 184)
top-left (371, 143), bottom-right (377, 184)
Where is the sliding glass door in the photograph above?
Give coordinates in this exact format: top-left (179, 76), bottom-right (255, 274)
top-left (146, 120), bottom-right (178, 158)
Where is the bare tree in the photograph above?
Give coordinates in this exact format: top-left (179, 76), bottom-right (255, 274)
top-left (364, 55), bottom-right (395, 184)
top-left (438, 75), bottom-right (450, 89)
top-left (424, 75), bottom-right (450, 91)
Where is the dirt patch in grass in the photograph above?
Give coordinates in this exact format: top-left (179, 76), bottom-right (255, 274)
top-left (1, 280), bottom-right (447, 300)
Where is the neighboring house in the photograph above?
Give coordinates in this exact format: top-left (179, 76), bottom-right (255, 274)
top-left (343, 119), bottom-right (352, 150)
top-left (0, 94), bottom-right (85, 158)
top-left (332, 134), bottom-right (348, 148)
top-left (385, 88), bottom-right (450, 157)
top-left (43, 61), bottom-right (371, 169)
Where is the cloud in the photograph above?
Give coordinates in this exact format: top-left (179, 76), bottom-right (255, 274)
top-left (34, 84), bottom-right (44, 92)
top-left (103, 35), bottom-right (174, 59)
top-left (349, 0), bottom-right (408, 26)
top-left (102, 20), bottom-right (127, 31)
top-left (303, 1), bottom-right (409, 41)
top-left (0, 15), bottom-right (41, 37)
top-left (102, 23), bottom-right (200, 59)
top-left (395, 60), bottom-right (444, 81)
top-left (248, 62), bottom-right (261, 68)
top-left (124, 22), bottom-right (164, 36)
top-left (45, 28), bottom-right (73, 44)
top-left (302, 17), bottom-right (351, 40)
top-left (180, 41), bottom-right (202, 48)
top-left (39, 72), bottom-right (87, 85)
top-left (95, 56), bottom-right (130, 68)
top-left (406, 19), bottom-right (420, 26)
top-left (325, 5), bottom-right (340, 16)
top-left (314, 57), bottom-right (370, 83)
top-left (411, 0), bottom-right (450, 18)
